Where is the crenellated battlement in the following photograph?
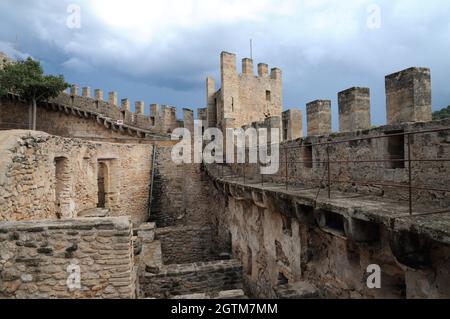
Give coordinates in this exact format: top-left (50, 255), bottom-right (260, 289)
top-left (207, 51), bottom-right (283, 131)
top-left (204, 52), bottom-right (440, 145)
top-left (54, 83), bottom-right (191, 136)
top-left (0, 51), bottom-right (442, 145)
top-left (300, 67), bottom-right (434, 138)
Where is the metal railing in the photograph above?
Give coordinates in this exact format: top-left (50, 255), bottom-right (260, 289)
top-left (209, 127), bottom-right (450, 216)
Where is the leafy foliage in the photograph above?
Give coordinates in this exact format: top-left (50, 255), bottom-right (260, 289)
top-left (0, 57), bottom-right (69, 103)
top-left (433, 105), bottom-right (450, 121)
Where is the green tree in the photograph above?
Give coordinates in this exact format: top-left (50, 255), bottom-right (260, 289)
top-left (0, 57), bottom-right (69, 130)
top-left (433, 105), bottom-right (450, 121)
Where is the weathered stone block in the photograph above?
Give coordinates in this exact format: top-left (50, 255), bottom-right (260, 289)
top-left (306, 100), bottom-right (332, 136)
top-left (282, 109), bottom-right (303, 141)
top-left (135, 101), bottom-right (145, 115)
top-left (108, 92), bottom-right (118, 106)
top-left (242, 58), bottom-right (253, 75)
top-left (94, 89), bottom-right (104, 101)
top-left (385, 67), bottom-right (432, 124)
top-left (338, 87), bottom-right (371, 132)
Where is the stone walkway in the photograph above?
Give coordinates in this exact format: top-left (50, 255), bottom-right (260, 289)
top-left (210, 166), bottom-right (450, 246)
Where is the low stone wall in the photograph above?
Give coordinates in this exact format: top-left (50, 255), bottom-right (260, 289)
top-left (0, 217), bottom-right (135, 299)
top-left (140, 260), bottom-right (243, 298)
top-left (156, 226), bottom-right (218, 264)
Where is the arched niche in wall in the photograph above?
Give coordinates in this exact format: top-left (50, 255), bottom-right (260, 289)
top-left (96, 158), bottom-right (119, 212)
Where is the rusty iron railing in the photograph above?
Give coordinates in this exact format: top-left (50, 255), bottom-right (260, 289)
top-left (210, 127), bottom-right (450, 216)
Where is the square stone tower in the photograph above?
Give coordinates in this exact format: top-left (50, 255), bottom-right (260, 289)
top-left (338, 87), bottom-right (371, 132)
top-left (385, 67), bottom-right (432, 124)
top-left (206, 51), bottom-right (283, 130)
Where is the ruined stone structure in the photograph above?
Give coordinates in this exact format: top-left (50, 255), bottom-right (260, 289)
top-left (1, 50), bottom-right (450, 299)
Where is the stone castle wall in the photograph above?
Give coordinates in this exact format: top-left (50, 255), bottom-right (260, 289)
top-left (205, 166), bottom-right (450, 298)
top-left (0, 97), bottom-right (141, 140)
top-left (201, 63), bottom-right (450, 298)
top-left (0, 94), bottom-right (195, 142)
top-left (0, 217), bottom-right (135, 299)
top-left (0, 130), bottom-right (152, 225)
top-left (228, 118), bottom-right (450, 208)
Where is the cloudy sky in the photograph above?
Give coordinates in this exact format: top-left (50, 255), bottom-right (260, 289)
top-left (1, 0), bottom-right (449, 130)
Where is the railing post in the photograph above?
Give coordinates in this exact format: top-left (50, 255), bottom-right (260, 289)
top-left (259, 144), bottom-right (264, 186)
top-left (327, 145), bottom-right (331, 199)
top-left (408, 133), bottom-right (413, 215)
top-left (285, 147), bottom-right (288, 190)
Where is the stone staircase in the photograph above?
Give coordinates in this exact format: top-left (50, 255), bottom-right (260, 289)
top-left (274, 281), bottom-right (320, 299)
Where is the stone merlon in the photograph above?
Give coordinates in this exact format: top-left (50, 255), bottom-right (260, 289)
top-left (306, 100), bottom-right (332, 136)
top-left (108, 91), bottom-right (118, 106)
top-left (242, 58), bottom-right (254, 75)
top-left (95, 89), bottom-right (104, 101)
top-left (338, 87), bottom-right (371, 132)
top-left (385, 67), bottom-right (432, 124)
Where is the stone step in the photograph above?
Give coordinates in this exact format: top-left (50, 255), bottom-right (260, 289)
top-left (171, 289), bottom-right (247, 299)
top-left (274, 281), bottom-right (320, 299)
top-left (77, 207), bottom-right (111, 218)
top-left (140, 259), bottom-right (243, 299)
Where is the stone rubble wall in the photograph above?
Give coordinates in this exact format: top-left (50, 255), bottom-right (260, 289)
top-left (0, 217), bottom-right (135, 299)
top-left (140, 259), bottom-right (243, 299)
top-left (150, 146), bottom-right (214, 228)
top-left (156, 226), bottom-right (218, 265)
top-left (0, 130), bottom-right (152, 225)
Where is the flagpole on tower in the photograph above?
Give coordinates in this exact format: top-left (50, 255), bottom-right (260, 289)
top-left (250, 39), bottom-right (253, 60)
